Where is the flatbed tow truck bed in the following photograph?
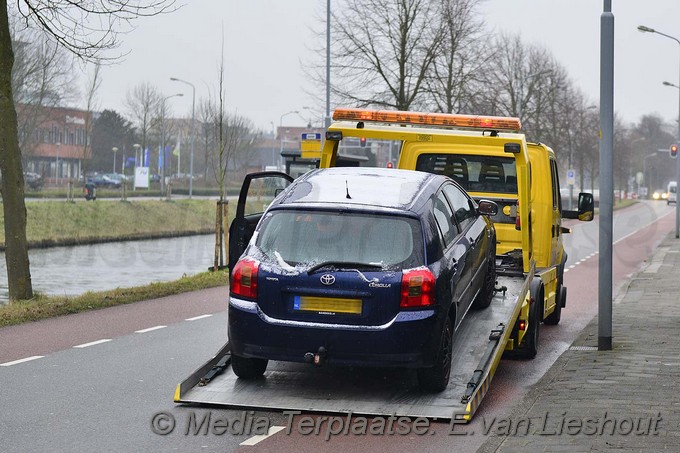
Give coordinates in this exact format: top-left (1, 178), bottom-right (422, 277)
top-left (175, 274), bottom-right (529, 422)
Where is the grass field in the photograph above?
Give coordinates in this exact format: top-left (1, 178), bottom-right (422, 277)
top-left (0, 199), bottom-right (228, 248)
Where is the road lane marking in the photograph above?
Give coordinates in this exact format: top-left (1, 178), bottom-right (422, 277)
top-left (135, 325), bottom-right (167, 333)
top-left (185, 314), bottom-right (212, 321)
top-left (240, 426), bottom-right (286, 446)
top-left (0, 356), bottom-right (44, 367)
top-left (73, 339), bottom-right (112, 348)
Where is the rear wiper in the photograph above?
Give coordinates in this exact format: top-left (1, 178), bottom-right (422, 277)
top-left (307, 261), bottom-right (383, 274)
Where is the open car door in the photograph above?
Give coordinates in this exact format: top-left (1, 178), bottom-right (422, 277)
top-left (228, 171), bottom-right (294, 273)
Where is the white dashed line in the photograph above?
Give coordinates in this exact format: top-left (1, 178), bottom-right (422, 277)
top-left (135, 325), bottom-right (167, 334)
top-left (240, 426), bottom-right (286, 446)
top-left (0, 356), bottom-right (45, 367)
top-left (185, 314), bottom-right (212, 322)
top-left (73, 339), bottom-right (112, 349)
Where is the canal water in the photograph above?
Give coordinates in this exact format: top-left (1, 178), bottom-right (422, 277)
top-left (0, 234), bottom-right (220, 303)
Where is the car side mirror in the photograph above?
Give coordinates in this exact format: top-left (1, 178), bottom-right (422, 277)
top-left (477, 199), bottom-right (499, 217)
top-left (562, 192), bottom-right (594, 221)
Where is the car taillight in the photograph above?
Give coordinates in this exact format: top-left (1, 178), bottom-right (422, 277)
top-left (231, 259), bottom-right (259, 299)
top-left (400, 268), bottom-right (435, 308)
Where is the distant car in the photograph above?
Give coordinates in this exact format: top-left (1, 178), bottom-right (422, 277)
top-left (104, 173), bottom-right (128, 183)
top-left (23, 172), bottom-right (43, 190)
top-left (652, 189), bottom-right (668, 201)
top-left (88, 174), bottom-right (121, 189)
top-left (228, 167), bottom-right (498, 391)
top-left (150, 174), bottom-right (161, 183)
top-left (668, 181), bottom-right (677, 205)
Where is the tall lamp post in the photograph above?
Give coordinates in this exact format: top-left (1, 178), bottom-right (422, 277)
top-left (112, 147), bottom-right (118, 173)
top-left (638, 24), bottom-right (680, 239)
top-left (325, 0), bottom-right (331, 129)
top-left (159, 93), bottom-right (183, 192)
top-left (278, 110), bottom-right (299, 170)
top-left (170, 77), bottom-right (196, 198)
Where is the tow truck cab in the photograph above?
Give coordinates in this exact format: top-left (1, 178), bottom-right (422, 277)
top-left (318, 108), bottom-right (594, 325)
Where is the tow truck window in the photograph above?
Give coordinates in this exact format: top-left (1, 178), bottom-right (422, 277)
top-left (416, 154), bottom-right (518, 195)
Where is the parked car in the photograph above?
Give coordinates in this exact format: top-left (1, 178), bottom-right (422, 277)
top-left (87, 174), bottom-right (121, 189)
top-left (668, 181), bottom-right (677, 205)
top-left (228, 167), bottom-right (498, 391)
top-left (23, 172), bottom-right (43, 190)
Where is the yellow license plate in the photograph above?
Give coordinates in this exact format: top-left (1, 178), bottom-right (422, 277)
top-left (293, 296), bottom-right (362, 315)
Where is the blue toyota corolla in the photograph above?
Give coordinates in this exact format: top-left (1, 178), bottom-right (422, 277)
top-left (228, 167), bottom-right (497, 391)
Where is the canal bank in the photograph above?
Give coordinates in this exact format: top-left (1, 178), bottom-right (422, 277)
top-left (0, 199), bottom-right (224, 250)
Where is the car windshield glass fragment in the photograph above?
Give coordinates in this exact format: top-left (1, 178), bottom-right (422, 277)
top-left (255, 210), bottom-right (423, 268)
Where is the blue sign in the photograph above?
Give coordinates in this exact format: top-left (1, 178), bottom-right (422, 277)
top-left (301, 133), bottom-right (322, 141)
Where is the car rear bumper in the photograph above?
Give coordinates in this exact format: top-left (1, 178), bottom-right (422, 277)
top-left (228, 297), bottom-right (441, 367)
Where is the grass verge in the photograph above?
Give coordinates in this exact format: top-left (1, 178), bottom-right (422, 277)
top-left (0, 270), bottom-right (229, 328)
top-left (1, 199), bottom-right (221, 248)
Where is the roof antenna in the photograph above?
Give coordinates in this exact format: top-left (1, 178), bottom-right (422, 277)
top-left (346, 180), bottom-right (352, 199)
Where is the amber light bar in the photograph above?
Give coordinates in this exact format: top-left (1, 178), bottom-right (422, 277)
top-left (333, 108), bottom-right (522, 131)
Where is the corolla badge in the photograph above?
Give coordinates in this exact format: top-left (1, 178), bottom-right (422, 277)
top-left (320, 274), bottom-right (336, 285)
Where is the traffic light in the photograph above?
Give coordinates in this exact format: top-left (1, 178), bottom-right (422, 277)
top-left (360, 137), bottom-right (367, 148)
top-left (671, 144), bottom-right (678, 158)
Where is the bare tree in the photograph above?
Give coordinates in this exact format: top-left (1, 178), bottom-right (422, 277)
top-left (196, 96), bottom-right (216, 184)
top-left (79, 63), bottom-right (101, 178)
top-left (426, 0), bottom-right (489, 114)
top-left (0, 0), bottom-right (174, 300)
top-left (330, 0), bottom-right (443, 110)
top-left (125, 82), bottom-right (161, 155)
top-left (11, 21), bottom-right (76, 160)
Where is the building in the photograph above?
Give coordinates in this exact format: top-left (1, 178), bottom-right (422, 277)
top-left (18, 105), bottom-right (94, 184)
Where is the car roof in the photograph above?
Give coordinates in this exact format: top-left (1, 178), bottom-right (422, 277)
top-left (275, 167), bottom-right (446, 212)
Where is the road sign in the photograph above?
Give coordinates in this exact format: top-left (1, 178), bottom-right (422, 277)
top-left (567, 169), bottom-right (575, 186)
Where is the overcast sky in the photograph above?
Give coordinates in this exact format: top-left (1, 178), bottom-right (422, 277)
top-left (94, 0), bottom-right (680, 132)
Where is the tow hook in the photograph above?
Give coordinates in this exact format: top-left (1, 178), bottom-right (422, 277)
top-left (304, 347), bottom-right (327, 366)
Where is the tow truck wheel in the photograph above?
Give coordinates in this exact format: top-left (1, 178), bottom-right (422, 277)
top-left (472, 244), bottom-right (496, 310)
top-left (543, 285), bottom-right (564, 325)
top-left (231, 354), bottom-right (268, 379)
top-left (417, 316), bottom-right (453, 392)
top-left (519, 297), bottom-right (540, 359)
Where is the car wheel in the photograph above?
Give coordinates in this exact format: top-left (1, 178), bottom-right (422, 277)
top-left (231, 353), bottom-right (268, 379)
top-left (517, 297), bottom-right (540, 359)
top-left (417, 316), bottom-right (453, 392)
top-left (543, 285), bottom-right (564, 325)
top-left (472, 245), bottom-right (497, 310)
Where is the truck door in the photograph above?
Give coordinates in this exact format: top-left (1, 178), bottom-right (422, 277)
top-left (549, 159), bottom-right (563, 267)
top-left (228, 172), bottom-right (294, 273)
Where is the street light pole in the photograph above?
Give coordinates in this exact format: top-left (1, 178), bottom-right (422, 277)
top-left (325, 0), bottom-right (331, 129)
top-left (279, 110), bottom-right (299, 170)
top-left (639, 24), bottom-right (680, 239)
top-left (159, 93), bottom-right (183, 193)
top-left (112, 147), bottom-right (118, 173)
top-left (170, 77), bottom-right (196, 198)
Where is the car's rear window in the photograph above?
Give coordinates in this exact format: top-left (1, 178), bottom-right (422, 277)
top-left (416, 154), bottom-right (517, 195)
top-left (255, 210), bottom-right (423, 269)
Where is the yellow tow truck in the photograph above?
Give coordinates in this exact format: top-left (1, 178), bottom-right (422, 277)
top-left (174, 108), bottom-right (593, 422)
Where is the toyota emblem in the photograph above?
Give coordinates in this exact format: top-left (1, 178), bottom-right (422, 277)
top-left (320, 274), bottom-right (336, 286)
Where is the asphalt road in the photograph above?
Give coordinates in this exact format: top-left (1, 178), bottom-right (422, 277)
top-left (0, 200), bottom-right (673, 452)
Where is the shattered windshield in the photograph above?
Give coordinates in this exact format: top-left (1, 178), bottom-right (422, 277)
top-left (255, 210), bottom-right (424, 269)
